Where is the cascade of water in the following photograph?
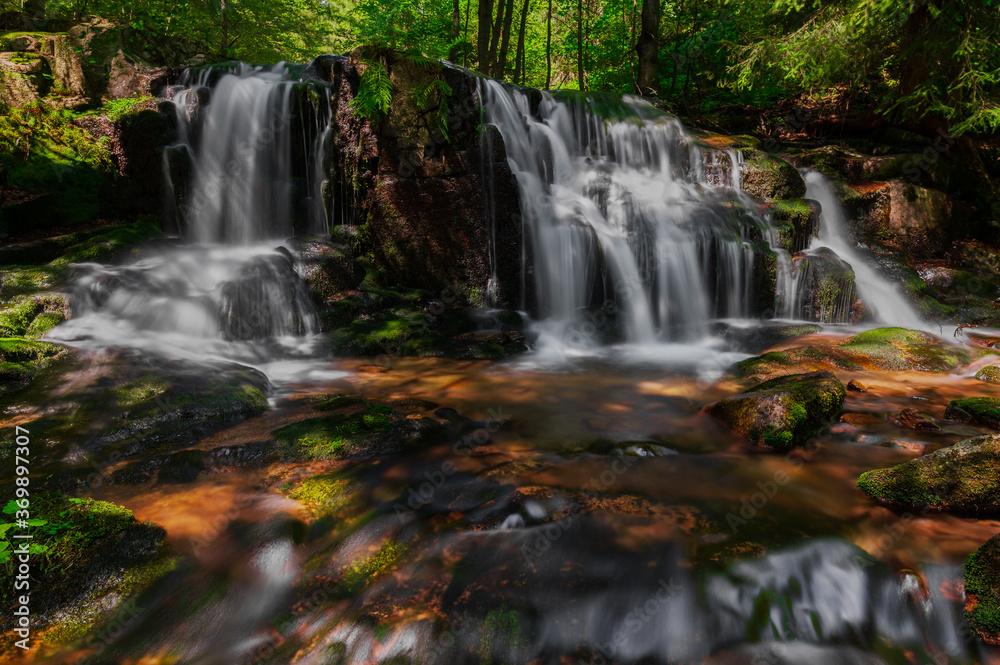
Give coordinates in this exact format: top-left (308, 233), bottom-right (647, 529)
top-left (51, 64), bottom-right (338, 374)
top-left (478, 82), bottom-right (766, 348)
top-left (167, 63), bottom-right (332, 243)
top-left (802, 170), bottom-right (926, 329)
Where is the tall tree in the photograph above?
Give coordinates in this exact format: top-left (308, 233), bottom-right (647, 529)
top-left (488, 0), bottom-right (506, 74)
top-left (452, 0), bottom-right (460, 37)
top-left (635, 0), bottom-right (659, 95)
top-left (545, 0), bottom-right (552, 88)
top-left (496, 0), bottom-right (515, 78)
top-left (477, 0), bottom-right (494, 73)
top-left (576, 0), bottom-right (585, 90)
top-left (513, 0), bottom-right (530, 84)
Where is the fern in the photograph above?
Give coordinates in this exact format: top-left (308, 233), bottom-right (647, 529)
top-left (351, 60), bottom-right (394, 122)
top-left (413, 78), bottom-right (453, 141)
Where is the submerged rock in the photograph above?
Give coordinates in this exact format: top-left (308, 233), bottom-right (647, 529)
top-left (976, 366), bottom-right (1000, 384)
top-left (847, 379), bottom-right (867, 392)
top-left (965, 533), bottom-right (1000, 644)
top-left (945, 397), bottom-right (1000, 429)
top-left (893, 407), bottom-right (940, 431)
top-left (704, 370), bottom-right (846, 451)
top-left (858, 433), bottom-right (1000, 511)
top-left (734, 327), bottom-right (970, 379)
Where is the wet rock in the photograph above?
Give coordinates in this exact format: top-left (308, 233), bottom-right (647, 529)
top-left (858, 433), bottom-right (1000, 511)
top-left (219, 253), bottom-right (316, 340)
top-left (945, 398), bottom-right (1000, 429)
top-left (964, 533), bottom-right (1000, 644)
top-left (704, 370), bottom-right (846, 451)
top-left (719, 323), bottom-right (821, 356)
top-left (769, 198), bottom-right (820, 252)
top-left (289, 238), bottom-right (361, 303)
top-left (797, 248), bottom-right (859, 324)
top-left (847, 379), bottom-right (867, 392)
top-left (272, 399), bottom-right (416, 460)
top-left (893, 407), bottom-right (940, 431)
top-left (0, 491), bottom-right (172, 635)
top-left (739, 150), bottom-right (807, 200)
top-left (976, 366), bottom-right (1000, 384)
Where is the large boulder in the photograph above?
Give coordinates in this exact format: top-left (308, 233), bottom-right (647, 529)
top-left (316, 51), bottom-right (523, 308)
top-left (797, 247), bottom-right (859, 323)
top-left (704, 370), bottom-right (846, 451)
top-left (945, 397), bottom-right (1000, 429)
top-left (858, 434), bottom-right (1000, 511)
top-left (964, 533), bottom-right (1000, 644)
top-left (739, 149), bottom-right (807, 200)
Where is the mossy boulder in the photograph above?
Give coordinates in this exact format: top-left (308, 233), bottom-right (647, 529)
top-left (798, 248), bottom-right (858, 323)
top-left (0, 336), bottom-right (65, 396)
top-left (740, 150), bottom-right (807, 201)
top-left (291, 239), bottom-right (361, 303)
top-left (945, 398), bottom-right (1000, 429)
top-left (858, 434), bottom-right (1000, 511)
top-left (704, 370), bottom-right (846, 451)
top-left (0, 492), bottom-right (171, 635)
top-left (964, 533), bottom-right (1000, 644)
top-left (977, 366), bottom-right (1000, 385)
top-left (769, 198), bottom-right (819, 252)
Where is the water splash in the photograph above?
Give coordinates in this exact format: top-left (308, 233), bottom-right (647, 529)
top-left (802, 170), bottom-right (926, 329)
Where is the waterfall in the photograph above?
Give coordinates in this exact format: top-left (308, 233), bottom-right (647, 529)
top-left (802, 170), bottom-right (926, 329)
top-left (167, 63), bottom-right (332, 242)
top-left (50, 64), bottom-right (337, 374)
top-left (479, 82), bottom-right (768, 349)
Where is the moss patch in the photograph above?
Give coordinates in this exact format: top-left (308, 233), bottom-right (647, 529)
top-left (272, 401), bottom-right (402, 460)
top-left (705, 370), bottom-right (846, 451)
top-left (945, 398), bottom-right (1000, 429)
top-left (0, 492), bottom-right (168, 632)
top-left (858, 434), bottom-right (1000, 511)
top-left (965, 533), bottom-right (1000, 641)
top-left (977, 366), bottom-right (1000, 385)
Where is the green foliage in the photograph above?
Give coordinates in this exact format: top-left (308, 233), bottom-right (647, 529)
top-left (103, 95), bottom-right (154, 121)
top-left (351, 59), bottom-right (394, 121)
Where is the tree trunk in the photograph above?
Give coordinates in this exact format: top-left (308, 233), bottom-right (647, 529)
top-left (220, 0), bottom-right (229, 61)
top-left (496, 0), bottom-right (515, 79)
top-left (478, 0), bottom-right (494, 73)
top-left (488, 0), bottom-right (506, 75)
top-left (577, 0), bottom-right (585, 91)
top-left (453, 0), bottom-right (461, 37)
top-left (545, 0), bottom-right (552, 88)
top-left (635, 0), bottom-right (659, 95)
top-left (514, 0), bottom-right (530, 84)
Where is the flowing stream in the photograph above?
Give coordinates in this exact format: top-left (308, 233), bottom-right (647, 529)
top-left (802, 170), bottom-right (927, 330)
top-left (27, 64), bottom-right (997, 665)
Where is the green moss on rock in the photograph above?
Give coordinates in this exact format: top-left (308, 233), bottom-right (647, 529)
top-left (272, 401), bottom-right (403, 460)
top-left (858, 434), bottom-right (1000, 510)
top-left (965, 533), bottom-right (1000, 642)
top-left (945, 398), bottom-right (1000, 429)
top-left (977, 366), bottom-right (1000, 385)
top-left (0, 491), bottom-right (168, 633)
top-left (0, 299), bottom-right (42, 336)
top-left (704, 370), bottom-right (846, 451)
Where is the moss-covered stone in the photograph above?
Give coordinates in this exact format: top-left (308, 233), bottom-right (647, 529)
top-left (734, 351), bottom-right (793, 378)
top-left (977, 366), bottom-right (1000, 385)
top-left (740, 150), bottom-right (807, 200)
top-left (945, 398), bottom-right (1000, 429)
top-left (0, 336), bottom-right (65, 396)
top-left (769, 198), bottom-right (819, 252)
top-left (964, 533), bottom-right (1000, 643)
top-left (0, 298), bottom-right (42, 336)
top-left (858, 434), bottom-right (1000, 511)
top-left (272, 399), bottom-right (408, 460)
top-left (704, 370), bottom-right (846, 450)
top-left (0, 492), bottom-right (169, 633)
